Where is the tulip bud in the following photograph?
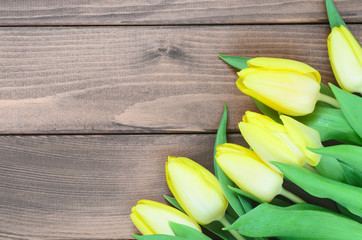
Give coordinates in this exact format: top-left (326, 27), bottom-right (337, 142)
top-left (280, 115), bottom-right (323, 166)
top-left (327, 25), bottom-right (362, 94)
top-left (239, 111), bottom-right (306, 167)
top-left (216, 143), bottom-right (283, 202)
top-left (236, 57), bottom-right (321, 116)
top-left (166, 156), bottom-right (228, 225)
top-left (130, 199), bottom-right (201, 235)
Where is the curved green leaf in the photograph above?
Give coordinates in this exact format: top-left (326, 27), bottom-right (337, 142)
top-left (296, 105), bottom-right (362, 145)
top-left (272, 162), bottom-right (362, 217)
top-left (218, 54), bottom-right (251, 70)
top-left (228, 185), bottom-right (265, 204)
top-left (214, 104), bottom-right (251, 217)
top-left (315, 155), bottom-right (346, 183)
top-left (251, 97), bottom-right (281, 123)
top-left (325, 0), bottom-right (348, 30)
top-left (330, 84), bottom-right (362, 139)
top-left (340, 162), bottom-right (362, 187)
top-left (227, 203), bottom-right (362, 239)
top-left (310, 145), bottom-right (362, 173)
top-left (169, 222), bottom-right (212, 240)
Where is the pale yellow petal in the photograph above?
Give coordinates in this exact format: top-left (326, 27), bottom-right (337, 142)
top-left (328, 26), bottom-right (362, 93)
top-left (247, 57), bottom-right (321, 83)
top-left (280, 115), bottom-right (323, 166)
top-left (216, 152), bottom-right (283, 202)
top-left (166, 157), bottom-right (227, 224)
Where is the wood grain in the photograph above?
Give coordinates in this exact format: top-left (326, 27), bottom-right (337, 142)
top-left (0, 0), bottom-right (361, 25)
top-left (0, 134), bottom-right (247, 239)
top-left (1, 25), bottom-right (361, 134)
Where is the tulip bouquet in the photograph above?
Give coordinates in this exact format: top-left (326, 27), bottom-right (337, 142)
top-left (130, 1), bottom-right (362, 239)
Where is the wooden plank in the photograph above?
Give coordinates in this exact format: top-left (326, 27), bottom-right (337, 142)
top-left (0, 134), bottom-right (247, 239)
top-left (0, 0), bottom-right (361, 25)
top-left (1, 25), bottom-right (361, 134)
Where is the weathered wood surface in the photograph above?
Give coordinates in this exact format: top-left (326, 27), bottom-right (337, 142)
top-left (0, 0), bottom-right (361, 25)
top-left (2, 25), bottom-right (361, 134)
top-left (0, 134), bottom-right (246, 239)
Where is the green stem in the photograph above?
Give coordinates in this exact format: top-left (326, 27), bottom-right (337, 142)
top-left (318, 93), bottom-right (340, 108)
top-left (279, 188), bottom-right (306, 204)
top-left (218, 215), bottom-right (246, 240)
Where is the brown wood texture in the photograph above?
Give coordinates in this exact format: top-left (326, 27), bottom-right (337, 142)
top-left (0, 134), bottom-right (247, 239)
top-left (0, 0), bottom-right (361, 25)
top-left (2, 25), bottom-right (361, 134)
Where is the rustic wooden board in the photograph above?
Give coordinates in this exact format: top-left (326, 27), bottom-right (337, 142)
top-left (1, 25), bottom-right (361, 134)
top-left (0, 0), bottom-right (361, 25)
top-left (0, 134), bottom-right (247, 239)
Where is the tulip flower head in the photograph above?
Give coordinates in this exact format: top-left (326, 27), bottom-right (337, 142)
top-left (239, 111), bottom-right (306, 167)
top-left (236, 57), bottom-right (321, 116)
top-left (130, 199), bottom-right (201, 235)
top-left (239, 111), bottom-right (322, 168)
top-left (166, 156), bottom-right (228, 225)
top-left (328, 25), bottom-right (362, 94)
top-left (216, 143), bottom-right (283, 202)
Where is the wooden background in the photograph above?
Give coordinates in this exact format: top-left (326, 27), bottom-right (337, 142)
top-left (0, 0), bottom-right (361, 239)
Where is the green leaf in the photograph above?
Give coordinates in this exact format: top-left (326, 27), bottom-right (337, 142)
top-left (296, 105), bottom-right (362, 145)
top-left (310, 145), bottom-right (362, 173)
top-left (251, 97), bottom-right (281, 123)
top-left (330, 84), bottom-right (362, 139)
top-left (238, 195), bottom-right (254, 212)
top-left (204, 221), bottom-right (237, 240)
top-left (164, 195), bottom-right (238, 240)
top-left (314, 155), bottom-right (347, 183)
top-left (226, 203), bottom-right (362, 239)
top-left (337, 204), bottom-right (362, 224)
top-left (340, 162), bottom-right (362, 187)
top-left (272, 162), bottom-right (362, 217)
top-left (164, 195), bottom-right (183, 212)
top-left (320, 82), bottom-right (335, 98)
top-left (228, 185), bottom-right (265, 204)
top-left (133, 234), bottom-right (183, 240)
top-left (169, 222), bottom-right (212, 240)
top-left (325, 0), bottom-right (348, 30)
top-left (218, 54), bottom-right (251, 70)
top-left (214, 104), bottom-right (250, 216)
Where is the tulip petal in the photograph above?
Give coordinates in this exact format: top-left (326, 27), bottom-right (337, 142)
top-left (247, 57), bottom-right (321, 83)
top-left (239, 121), bottom-right (305, 167)
top-left (280, 115), bottom-right (322, 166)
top-left (328, 26), bottom-right (362, 93)
top-left (166, 157), bottom-right (228, 224)
top-left (216, 150), bottom-right (283, 202)
top-left (237, 69), bottom-right (320, 116)
top-left (131, 200), bottom-right (201, 235)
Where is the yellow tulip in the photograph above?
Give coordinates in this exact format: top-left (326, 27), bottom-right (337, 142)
top-left (216, 143), bottom-right (283, 202)
top-left (280, 115), bottom-right (323, 166)
top-left (328, 25), bottom-right (362, 94)
top-left (166, 156), bottom-right (228, 225)
top-left (239, 111), bottom-right (306, 167)
top-left (236, 57), bottom-right (321, 116)
top-left (130, 199), bottom-right (201, 235)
